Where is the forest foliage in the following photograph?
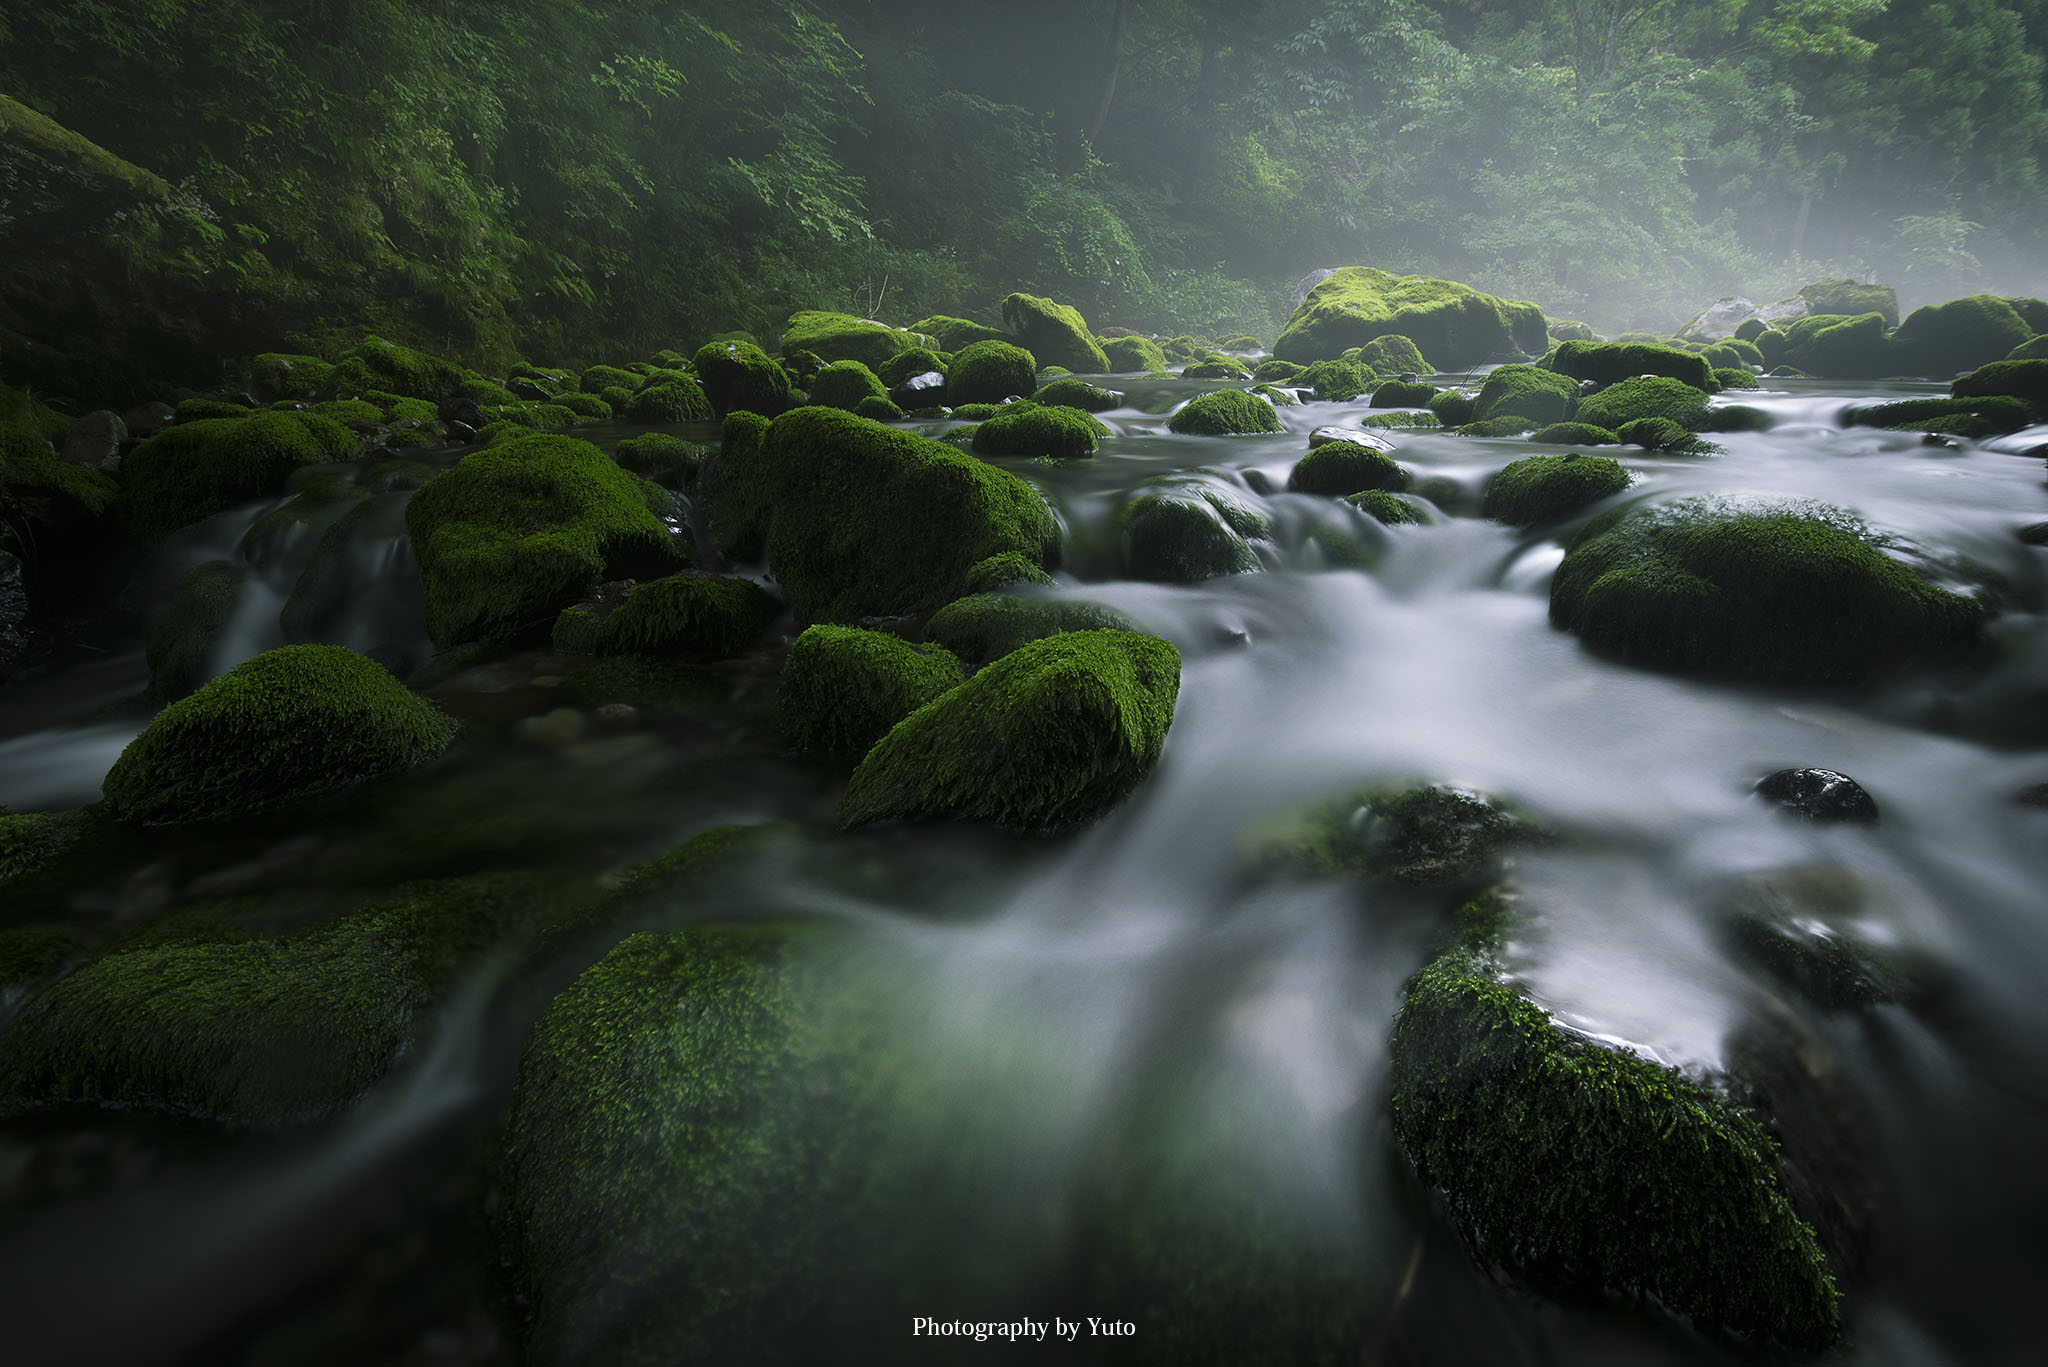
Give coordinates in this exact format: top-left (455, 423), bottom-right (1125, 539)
top-left (3, 0), bottom-right (2045, 374)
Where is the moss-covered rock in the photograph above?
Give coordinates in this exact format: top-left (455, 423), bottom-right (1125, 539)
top-left (327, 336), bottom-right (475, 402)
top-left (924, 592), bottom-right (1141, 667)
top-left (1615, 417), bottom-right (1711, 452)
top-left (1800, 278), bottom-right (1899, 327)
top-left (1845, 395), bottom-right (2032, 436)
top-left (945, 340), bottom-right (1038, 405)
top-left (1368, 379), bottom-right (1435, 409)
top-left (1715, 868), bottom-right (1909, 1011)
top-left (102, 644), bottom-right (456, 825)
top-left (875, 347), bottom-right (948, 388)
top-left (999, 293), bottom-right (1110, 372)
top-left (1250, 358), bottom-right (1306, 384)
top-left (1168, 389), bottom-right (1283, 436)
top-left (405, 433), bottom-right (684, 648)
top-left (624, 376), bottom-right (712, 424)
top-left (1474, 364), bottom-right (1580, 425)
top-left (1299, 358), bottom-right (1376, 402)
top-left (692, 339), bottom-right (794, 418)
top-left (1353, 333), bottom-right (1432, 374)
top-left (1389, 949), bottom-right (1841, 1353)
top-left (1275, 267), bottom-right (1545, 368)
top-left (1950, 357), bottom-right (2048, 420)
top-left (1550, 499), bottom-right (1985, 686)
top-left (1482, 453), bottom-right (1631, 530)
top-left (1346, 489), bottom-right (1425, 526)
top-left (1121, 485), bottom-right (1270, 581)
top-left (1529, 421), bottom-right (1619, 446)
top-left (1242, 783), bottom-right (1534, 886)
top-left (1428, 390), bottom-right (1477, 427)
top-left (907, 314), bottom-right (1007, 351)
top-left (249, 352), bottom-right (336, 403)
top-left (1101, 334), bottom-right (1170, 373)
top-left (779, 311), bottom-right (921, 368)
top-left (1183, 356), bottom-right (1252, 382)
top-left (613, 432), bottom-right (705, 486)
top-left (125, 411), bottom-right (355, 542)
top-left (805, 359), bottom-right (889, 413)
top-left (1781, 312), bottom-right (1896, 379)
top-left (754, 407), bottom-right (1059, 623)
top-left (144, 558), bottom-right (243, 702)
top-left (971, 402), bottom-right (1108, 459)
top-left (853, 395), bottom-right (902, 422)
top-left (1574, 375), bottom-right (1711, 432)
top-left (1713, 367), bottom-right (1760, 390)
top-left (556, 572), bottom-right (778, 660)
top-left (1458, 416), bottom-right (1538, 437)
top-left (1033, 377), bottom-right (1123, 412)
top-left (1287, 440), bottom-right (1407, 497)
top-left (1894, 295), bottom-right (2033, 377)
top-left (839, 629), bottom-right (1178, 832)
top-left (961, 552), bottom-right (1055, 594)
top-left (778, 624), bottom-right (965, 757)
top-left (1544, 340), bottom-right (1714, 391)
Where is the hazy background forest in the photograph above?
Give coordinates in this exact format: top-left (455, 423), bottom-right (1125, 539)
top-left (5, 0), bottom-right (2047, 376)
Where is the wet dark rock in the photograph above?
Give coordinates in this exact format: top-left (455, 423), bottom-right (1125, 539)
top-left (437, 396), bottom-right (486, 428)
top-left (1242, 782), bottom-right (1540, 887)
top-left (121, 401), bottom-right (175, 437)
top-left (2018, 522), bottom-right (2048, 546)
top-left (508, 378), bottom-right (551, 402)
top-left (1715, 866), bottom-right (1911, 1010)
top-left (60, 411), bottom-right (125, 470)
top-left (887, 370), bottom-right (946, 409)
top-left (445, 419), bottom-right (476, 445)
top-left (1755, 768), bottom-right (1879, 822)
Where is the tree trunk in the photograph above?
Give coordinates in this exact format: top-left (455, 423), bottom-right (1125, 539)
top-left (1088, 0), bottom-right (1135, 148)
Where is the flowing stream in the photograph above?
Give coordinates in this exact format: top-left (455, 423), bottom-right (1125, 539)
top-left (3, 375), bottom-right (2047, 1364)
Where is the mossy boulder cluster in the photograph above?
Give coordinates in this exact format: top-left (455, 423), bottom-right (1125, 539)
top-left (1275, 267), bottom-right (1547, 369)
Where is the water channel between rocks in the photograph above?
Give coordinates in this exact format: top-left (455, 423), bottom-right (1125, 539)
top-left (3, 373), bottom-right (2046, 1365)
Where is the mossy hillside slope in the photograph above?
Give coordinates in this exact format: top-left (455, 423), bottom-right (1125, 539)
top-left (124, 410), bottom-right (356, 542)
top-left (1550, 500), bottom-right (1984, 686)
top-left (1390, 950), bottom-right (1840, 1353)
top-left (101, 644), bottom-right (457, 825)
top-left (753, 406), bottom-right (1060, 623)
top-left (405, 433), bottom-right (684, 648)
top-left (1275, 267), bottom-right (1546, 368)
top-left (840, 630), bottom-right (1180, 832)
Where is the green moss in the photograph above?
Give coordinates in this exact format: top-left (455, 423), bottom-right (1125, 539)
top-left (778, 624), bottom-right (965, 757)
top-left (1287, 441), bottom-right (1408, 497)
top-left (1895, 295), bottom-right (2033, 376)
top-left (617, 375), bottom-right (708, 424)
top-left (334, 335), bottom-right (475, 401)
top-left (405, 433), bottom-right (685, 648)
top-left (175, 397), bottom-right (256, 423)
top-left (1346, 489), bottom-right (1425, 525)
top-left (1, 444), bottom-right (121, 521)
top-left (1168, 389), bottom-right (1283, 435)
top-left (144, 559), bottom-right (243, 702)
top-left (1713, 367), bottom-right (1760, 390)
top-left (0, 808), bottom-right (103, 913)
top-left (552, 391), bottom-right (612, 421)
top-left (1846, 395), bottom-right (2031, 435)
top-left (1365, 379), bottom-right (1434, 409)
top-left (1389, 949), bottom-right (1840, 1352)
top-left (755, 407), bottom-right (1060, 623)
top-left (839, 629), bottom-right (1179, 832)
top-left (1484, 454), bottom-right (1631, 530)
top-left (946, 403), bottom-right (1003, 421)
top-left (1782, 312), bottom-right (1896, 379)
top-left (1474, 364), bottom-right (1580, 425)
top-left (1615, 417), bottom-right (1711, 452)
top-left (1345, 408), bottom-right (1433, 429)
top-left (961, 552), bottom-right (1055, 594)
top-left (925, 592), bottom-right (1141, 667)
top-left (803, 360), bottom-right (887, 413)
top-left (125, 411), bottom-right (354, 542)
top-left (1550, 499), bottom-right (1985, 686)
top-left (1241, 783), bottom-right (1533, 886)
top-left (1121, 483), bottom-right (1271, 582)
top-left (1575, 375), bottom-right (1711, 432)
top-left (692, 339), bottom-right (794, 418)
top-left (1276, 267), bottom-right (1545, 368)
top-left (872, 348), bottom-right (944, 388)
top-left (1032, 377), bottom-right (1123, 412)
top-left (780, 311), bottom-right (921, 368)
top-left (1544, 340), bottom-right (1714, 391)
top-left (1184, 356), bottom-right (1251, 381)
top-left (1716, 868), bottom-right (1909, 1010)
top-left (1428, 390), bottom-right (1477, 427)
top-left (614, 433), bottom-right (705, 485)
top-left (971, 402), bottom-right (1109, 459)
top-left (907, 314), bottom-right (1007, 351)
top-left (571, 572), bottom-right (779, 660)
top-left (853, 395), bottom-right (903, 422)
top-left (365, 391), bottom-right (440, 426)
top-left (1353, 333), bottom-right (1432, 373)
top-left (249, 353), bottom-right (335, 403)
top-left (1299, 359), bottom-right (1376, 402)
top-left (1529, 421), bottom-right (1619, 446)
top-left (462, 378), bottom-right (521, 407)
top-left (1799, 278), bottom-right (1898, 327)
top-left (696, 411), bottom-right (774, 561)
top-left (101, 644), bottom-right (457, 825)
top-left (1101, 334), bottom-right (1170, 373)
top-left (1458, 416), bottom-right (1538, 437)
top-left (1951, 358), bottom-right (2048, 419)
top-left (1250, 358), bottom-right (1305, 384)
top-left (1000, 293), bottom-right (1110, 372)
top-left (946, 340), bottom-right (1038, 405)
top-left (312, 398), bottom-right (383, 425)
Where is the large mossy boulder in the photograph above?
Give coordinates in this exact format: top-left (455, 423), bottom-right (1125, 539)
top-left (1390, 949), bottom-right (1841, 1352)
top-left (623, 375), bottom-right (712, 423)
top-left (1781, 312), bottom-right (1895, 379)
top-left (101, 644), bottom-right (457, 825)
top-left (1353, 333), bottom-right (1432, 373)
top-left (971, 401), bottom-right (1109, 459)
top-left (1550, 499), bottom-right (1985, 686)
top-left (406, 433), bottom-right (683, 648)
top-left (1000, 293), bottom-right (1111, 372)
top-left (1101, 334), bottom-right (1170, 373)
top-left (747, 407), bottom-right (1059, 623)
top-left (779, 311), bottom-right (920, 368)
top-left (839, 629), bottom-right (1180, 832)
top-left (1542, 340), bottom-right (1714, 392)
top-left (1483, 454), bottom-right (1631, 530)
top-left (777, 624), bottom-right (965, 757)
top-left (1286, 440), bottom-right (1407, 497)
top-left (804, 359), bottom-right (889, 412)
top-left (326, 336), bottom-right (475, 402)
top-left (1800, 278), bottom-right (1899, 327)
top-left (1474, 364), bottom-right (1581, 425)
top-left (1894, 295), bottom-right (2033, 377)
top-left (1121, 484), bottom-right (1271, 582)
top-left (925, 592), bottom-right (1141, 666)
top-left (1168, 389), bottom-right (1284, 435)
top-left (125, 410), bottom-right (355, 542)
top-left (1275, 267), bottom-right (1546, 369)
top-left (692, 339), bottom-right (794, 417)
top-left (553, 572), bottom-right (779, 660)
top-left (1952, 357), bottom-right (2048, 419)
top-left (945, 339), bottom-right (1038, 405)
top-left (1574, 375), bottom-right (1711, 432)
top-left (907, 314), bottom-right (1008, 351)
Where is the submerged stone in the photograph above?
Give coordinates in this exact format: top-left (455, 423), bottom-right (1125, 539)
top-left (839, 629), bottom-right (1180, 832)
top-left (1389, 949), bottom-right (1842, 1353)
top-left (1754, 768), bottom-right (1879, 823)
top-left (1242, 782), bottom-right (1535, 887)
top-left (1715, 867), bottom-right (1910, 1010)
